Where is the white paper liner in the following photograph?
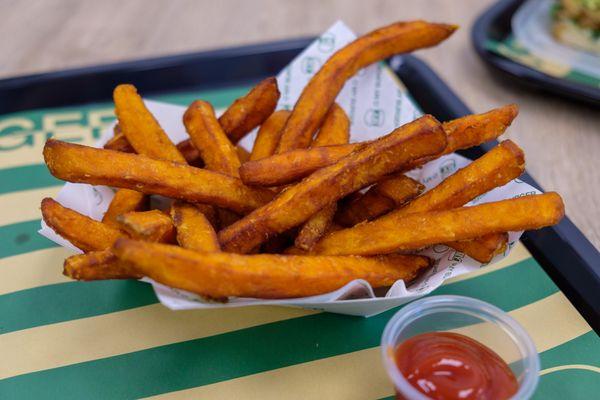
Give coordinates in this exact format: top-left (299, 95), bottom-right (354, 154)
top-left (39, 21), bottom-right (541, 317)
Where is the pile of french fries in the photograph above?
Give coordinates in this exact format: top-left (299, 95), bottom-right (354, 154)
top-left (41, 21), bottom-right (564, 300)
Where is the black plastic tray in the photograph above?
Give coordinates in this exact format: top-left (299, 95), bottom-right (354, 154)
top-left (472, 0), bottom-right (600, 107)
top-left (1, 38), bottom-right (598, 332)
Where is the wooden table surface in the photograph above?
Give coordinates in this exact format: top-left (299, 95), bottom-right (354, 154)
top-left (1, 0), bottom-right (598, 249)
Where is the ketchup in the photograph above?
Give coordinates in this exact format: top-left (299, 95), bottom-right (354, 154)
top-left (394, 332), bottom-right (518, 400)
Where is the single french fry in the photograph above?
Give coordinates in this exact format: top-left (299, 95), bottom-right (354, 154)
top-left (250, 110), bottom-right (291, 161)
top-left (63, 250), bottom-right (141, 281)
top-left (336, 174), bottom-right (424, 226)
top-left (110, 85), bottom-right (189, 230)
top-left (219, 115), bottom-right (446, 253)
top-left (242, 105), bottom-right (517, 186)
top-left (219, 77), bottom-right (280, 143)
top-left (41, 198), bottom-right (124, 252)
top-left (450, 233), bottom-right (509, 262)
top-left (295, 203), bottom-right (337, 250)
top-left (184, 100), bottom-right (242, 177)
top-left (295, 104), bottom-right (351, 249)
top-left (394, 141), bottom-right (525, 216)
top-left (261, 231), bottom-right (296, 254)
top-left (113, 84), bottom-right (186, 163)
top-left (102, 189), bottom-right (147, 228)
top-left (113, 238), bottom-right (431, 299)
top-left (312, 193), bottom-right (564, 255)
top-left (171, 201), bottom-right (220, 252)
top-left (241, 144), bottom-right (358, 186)
top-left (44, 140), bottom-right (275, 214)
top-left (276, 21), bottom-right (456, 152)
top-left (103, 131), bottom-right (134, 153)
top-left (237, 146), bottom-right (251, 163)
top-left (216, 208), bottom-right (241, 230)
top-left (400, 104), bottom-right (519, 172)
top-left (312, 103), bottom-right (350, 147)
top-left (176, 139), bottom-right (203, 166)
top-left (116, 210), bottom-right (175, 243)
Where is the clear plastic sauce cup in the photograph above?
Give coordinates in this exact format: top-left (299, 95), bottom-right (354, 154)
top-left (381, 295), bottom-right (540, 400)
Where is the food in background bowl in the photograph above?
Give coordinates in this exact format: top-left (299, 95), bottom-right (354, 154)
top-left (553, 0), bottom-right (600, 53)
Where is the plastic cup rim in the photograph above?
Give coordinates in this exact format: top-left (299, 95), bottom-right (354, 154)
top-left (380, 294), bottom-right (540, 400)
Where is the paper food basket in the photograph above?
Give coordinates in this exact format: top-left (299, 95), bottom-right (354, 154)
top-left (40, 22), bottom-right (541, 317)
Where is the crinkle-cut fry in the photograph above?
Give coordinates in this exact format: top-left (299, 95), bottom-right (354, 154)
top-left (44, 140), bottom-right (275, 214)
top-left (219, 115), bottom-right (446, 253)
top-left (450, 233), bottom-right (509, 263)
top-left (336, 174), bottom-right (424, 226)
top-left (250, 110), bottom-right (291, 161)
top-left (41, 198), bottom-right (125, 252)
top-left (295, 203), bottom-right (337, 250)
top-left (312, 193), bottom-right (565, 256)
top-left (113, 84), bottom-right (186, 163)
top-left (116, 210), bottom-right (175, 243)
top-left (183, 100), bottom-right (241, 177)
top-left (240, 144), bottom-right (358, 186)
top-left (170, 201), bottom-right (220, 252)
top-left (64, 250), bottom-right (141, 281)
top-left (276, 21), bottom-right (456, 152)
top-left (113, 239), bottom-right (432, 299)
top-left (312, 103), bottom-right (350, 147)
top-left (219, 77), bottom-right (280, 144)
top-left (244, 105), bottom-right (517, 186)
top-left (101, 189), bottom-right (147, 228)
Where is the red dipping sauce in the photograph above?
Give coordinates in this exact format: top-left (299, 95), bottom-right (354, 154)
top-left (394, 332), bottom-right (518, 400)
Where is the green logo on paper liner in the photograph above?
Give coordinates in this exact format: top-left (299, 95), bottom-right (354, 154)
top-left (440, 159), bottom-right (457, 179)
top-left (364, 108), bottom-right (385, 127)
top-left (301, 57), bottom-right (321, 75)
top-left (318, 34), bottom-right (335, 53)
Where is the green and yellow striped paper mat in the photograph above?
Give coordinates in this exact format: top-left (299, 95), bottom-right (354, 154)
top-left (0, 86), bottom-right (598, 399)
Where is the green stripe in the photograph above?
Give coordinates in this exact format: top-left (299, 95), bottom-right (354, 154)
top-left (152, 85), bottom-right (252, 108)
top-left (0, 258), bottom-right (558, 398)
top-left (539, 331), bottom-right (600, 370)
top-left (0, 220), bottom-right (57, 259)
top-left (0, 280), bottom-right (156, 334)
top-left (0, 165), bottom-right (60, 195)
top-left (535, 331), bottom-right (600, 399)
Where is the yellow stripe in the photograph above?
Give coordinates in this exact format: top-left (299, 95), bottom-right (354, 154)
top-left (147, 292), bottom-right (591, 400)
top-left (444, 242), bottom-right (531, 285)
top-left (0, 247), bottom-right (73, 295)
top-left (540, 364), bottom-right (600, 376)
top-left (0, 304), bottom-right (316, 380)
top-left (0, 187), bottom-right (60, 226)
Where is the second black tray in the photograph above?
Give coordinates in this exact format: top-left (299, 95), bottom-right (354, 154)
top-left (472, 0), bottom-right (600, 107)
